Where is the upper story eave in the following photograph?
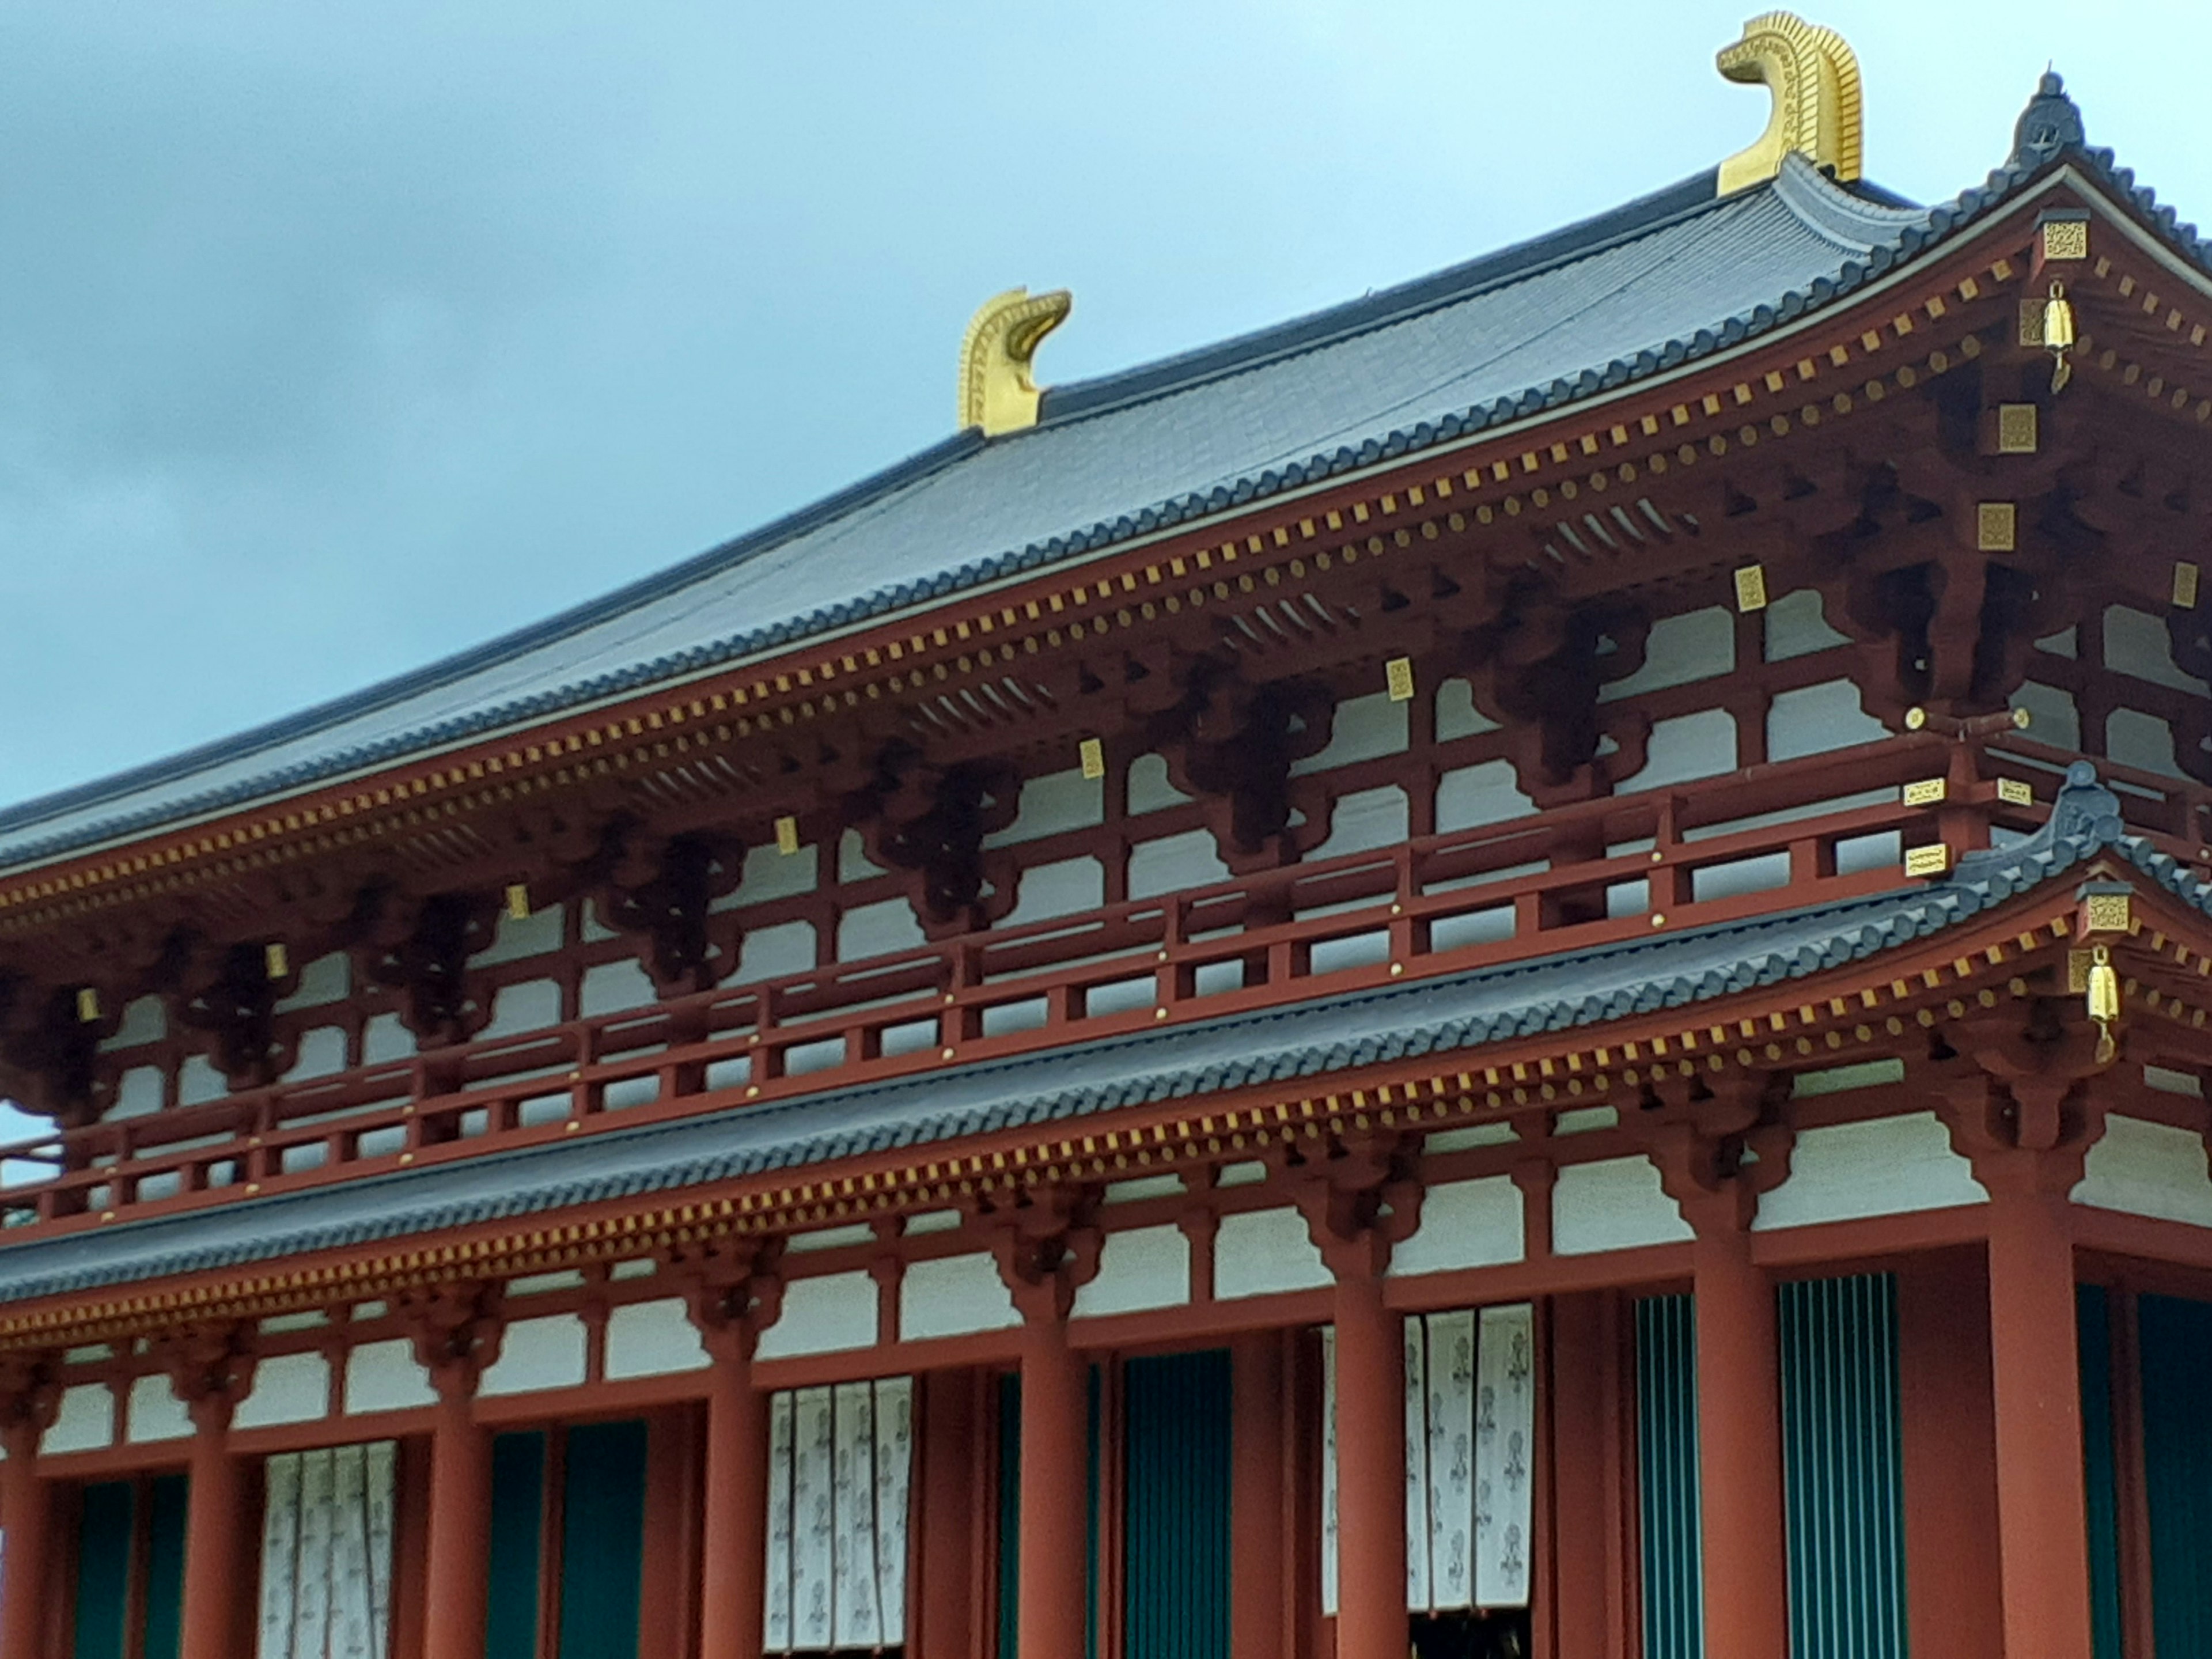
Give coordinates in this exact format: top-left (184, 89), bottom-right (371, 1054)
top-left (4, 74), bottom-right (2204, 890)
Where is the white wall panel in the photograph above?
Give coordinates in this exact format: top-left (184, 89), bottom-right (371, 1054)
top-left (1214, 1208), bottom-right (1331, 1299)
top-left (1551, 1157), bottom-right (1692, 1255)
top-left (1389, 1177), bottom-right (1524, 1277)
top-left (2075, 1115), bottom-right (2212, 1227)
top-left (1073, 1225), bottom-right (1190, 1318)
top-left (899, 1255), bottom-right (1018, 1342)
top-left (343, 1340), bottom-right (435, 1415)
top-left (236, 1351), bottom-right (331, 1429)
top-left (476, 1315), bottom-right (588, 1397)
top-left (1754, 1112), bottom-right (1984, 1230)
top-left (127, 1373), bottom-right (193, 1443)
top-left (757, 1271), bottom-right (878, 1359)
top-left (604, 1298), bottom-right (711, 1380)
top-left (42, 1383), bottom-right (114, 1455)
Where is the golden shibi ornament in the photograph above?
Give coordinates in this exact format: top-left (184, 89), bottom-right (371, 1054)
top-left (2087, 942), bottom-right (2120, 1065)
top-left (2043, 281), bottom-right (2076, 393)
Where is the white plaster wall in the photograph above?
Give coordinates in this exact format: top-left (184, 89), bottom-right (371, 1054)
top-left (900, 1254), bottom-right (1018, 1342)
top-left (234, 1351), bottom-right (330, 1428)
top-left (604, 1298), bottom-right (711, 1380)
top-left (1388, 1177), bottom-right (1524, 1277)
top-left (757, 1271), bottom-right (879, 1359)
top-left (478, 1315), bottom-right (589, 1397)
top-left (1214, 1208), bottom-right (1332, 1299)
top-left (1551, 1157), bottom-right (1693, 1255)
top-left (1074, 1225), bottom-right (1190, 1318)
top-left (126, 1374), bottom-right (192, 1444)
top-left (344, 1340), bottom-right (436, 1415)
top-left (43, 1384), bottom-right (114, 1455)
top-left (2074, 1115), bottom-right (2212, 1227)
top-left (1753, 1113), bottom-right (1984, 1230)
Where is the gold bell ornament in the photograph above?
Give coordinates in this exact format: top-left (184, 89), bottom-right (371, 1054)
top-left (2086, 942), bottom-right (2120, 1064)
top-left (2044, 280), bottom-right (2077, 393)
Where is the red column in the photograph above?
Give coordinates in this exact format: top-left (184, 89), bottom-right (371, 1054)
top-left (1897, 1258), bottom-right (2001, 1659)
top-left (422, 1380), bottom-right (493, 1659)
top-left (1332, 1267), bottom-right (1407, 1659)
top-left (1690, 1221), bottom-right (1787, 1659)
top-left (700, 1332), bottom-right (769, 1659)
top-left (1016, 1311), bottom-right (1089, 1659)
top-left (179, 1394), bottom-right (248, 1659)
top-left (0, 1423), bottom-right (51, 1659)
top-left (914, 1370), bottom-right (978, 1659)
top-left (1986, 1186), bottom-right (2093, 1659)
top-left (1230, 1331), bottom-right (1285, 1659)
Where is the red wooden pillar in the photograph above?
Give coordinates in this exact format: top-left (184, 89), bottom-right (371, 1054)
top-left (914, 1370), bottom-right (977, 1659)
top-left (402, 1286), bottom-right (506, 1659)
top-left (1547, 1292), bottom-right (1628, 1659)
top-left (0, 1416), bottom-right (54, 1659)
top-left (1016, 1311), bottom-right (1090, 1659)
top-left (1331, 1268), bottom-right (1407, 1659)
top-left (1938, 1060), bottom-right (2105, 1659)
top-left (1231, 1331), bottom-right (1286, 1659)
top-left (422, 1380), bottom-right (493, 1659)
top-left (1690, 1221), bottom-right (1787, 1659)
top-left (1986, 1185), bottom-right (2093, 1659)
top-left (151, 1328), bottom-right (258, 1659)
top-left (1897, 1256), bottom-right (2001, 1659)
top-left (699, 1333), bottom-right (769, 1659)
top-left (680, 1241), bottom-right (783, 1659)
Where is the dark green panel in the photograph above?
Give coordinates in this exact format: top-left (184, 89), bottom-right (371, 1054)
top-left (1778, 1274), bottom-right (1907, 1659)
top-left (2139, 1294), bottom-right (2212, 1658)
top-left (997, 1373), bottom-right (1021, 1659)
top-left (141, 1475), bottom-right (190, 1659)
top-left (1123, 1350), bottom-right (1232, 1659)
top-left (556, 1419), bottom-right (649, 1659)
top-left (486, 1431), bottom-right (547, 1659)
top-left (2078, 1286), bottom-right (2124, 1659)
top-left (70, 1482), bottom-right (135, 1659)
top-left (1635, 1295), bottom-right (1703, 1659)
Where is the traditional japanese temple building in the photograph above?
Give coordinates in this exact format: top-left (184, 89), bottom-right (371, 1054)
top-left (3, 14), bottom-right (2212, 1659)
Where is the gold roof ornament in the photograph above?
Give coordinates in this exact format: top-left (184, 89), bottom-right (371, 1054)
top-left (1715, 12), bottom-right (1864, 195)
top-left (957, 287), bottom-right (1072, 436)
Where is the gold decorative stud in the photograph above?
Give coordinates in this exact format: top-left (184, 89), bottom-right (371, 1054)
top-left (1733, 564), bottom-right (1769, 612)
top-left (1385, 657), bottom-right (1416, 702)
top-left (504, 882), bottom-right (532, 921)
top-left (2175, 562), bottom-right (2200, 610)
top-left (775, 816), bottom-right (800, 855)
top-left (1977, 502), bottom-right (2018, 552)
top-left (264, 942), bottom-right (289, 980)
top-left (1078, 737), bottom-right (1105, 780)
top-left (1996, 403), bottom-right (2039, 453)
top-left (1904, 843), bottom-right (1952, 877)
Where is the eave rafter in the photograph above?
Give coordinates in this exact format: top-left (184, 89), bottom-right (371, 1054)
top-left (0, 226), bottom-right (2051, 951)
top-left (6, 863), bottom-right (2195, 1353)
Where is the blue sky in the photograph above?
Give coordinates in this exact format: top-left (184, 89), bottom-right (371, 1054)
top-left (0, 0), bottom-right (2205, 813)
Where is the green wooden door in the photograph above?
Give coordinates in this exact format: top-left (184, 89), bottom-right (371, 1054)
top-left (1123, 1350), bottom-right (1231, 1659)
top-left (555, 1421), bottom-right (649, 1659)
top-left (2138, 1293), bottom-right (2212, 1657)
top-left (1635, 1294), bottom-right (1703, 1659)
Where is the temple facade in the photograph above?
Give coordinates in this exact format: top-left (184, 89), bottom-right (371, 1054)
top-left (0, 17), bottom-right (2209, 1659)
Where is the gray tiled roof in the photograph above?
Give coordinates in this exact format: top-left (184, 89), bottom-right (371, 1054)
top-left (0, 81), bottom-right (2191, 874)
top-left (0, 765), bottom-right (2183, 1306)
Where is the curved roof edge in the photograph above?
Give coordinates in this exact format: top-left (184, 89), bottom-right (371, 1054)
top-left (0, 79), bottom-right (2197, 873)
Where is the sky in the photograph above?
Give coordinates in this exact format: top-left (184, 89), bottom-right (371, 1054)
top-left (0, 0), bottom-right (2208, 815)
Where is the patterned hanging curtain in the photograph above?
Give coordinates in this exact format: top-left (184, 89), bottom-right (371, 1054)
top-left (257, 1442), bottom-right (398, 1659)
top-left (764, 1377), bottom-right (915, 1654)
top-left (1318, 1304), bottom-right (1535, 1616)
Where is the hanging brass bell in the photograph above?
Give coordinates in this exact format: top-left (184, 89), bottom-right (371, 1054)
top-left (2088, 942), bottom-right (2119, 1062)
top-left (2045, 280), bottom-right (2077, 392)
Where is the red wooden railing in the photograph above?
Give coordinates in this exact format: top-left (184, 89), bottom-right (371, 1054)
top-left (0, 732), bottom-right (2201, 1238)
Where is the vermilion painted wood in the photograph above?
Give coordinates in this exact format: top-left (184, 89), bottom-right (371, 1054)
top-left (1691, 1224), bottom-right (1789, 1659)
top-left (1230, 1332), bottom-right (1285, 1659)
top-left (1897, 1255), bottom-right (2003, 1659)
top-left (914, 1369), bottom-right (976, 1659)
top-left (1014, 1315), bottom-right (1088, 1659)
top-left (178, 1415), bottom-right (247, 1659)
top-left (422, 1389), bottom-right (493, 1659)
top-left (698, 1357), bottom-right (765, 1659)
top-left (1988, 1190), bottom-right (2097, 1659)
top-left (0, 1430), bottom-right (50, 1659)
top-left (1331, 1268), bottom-right (1408, 1659)
top-left (0, 728), bottom-right (2111, 1240)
